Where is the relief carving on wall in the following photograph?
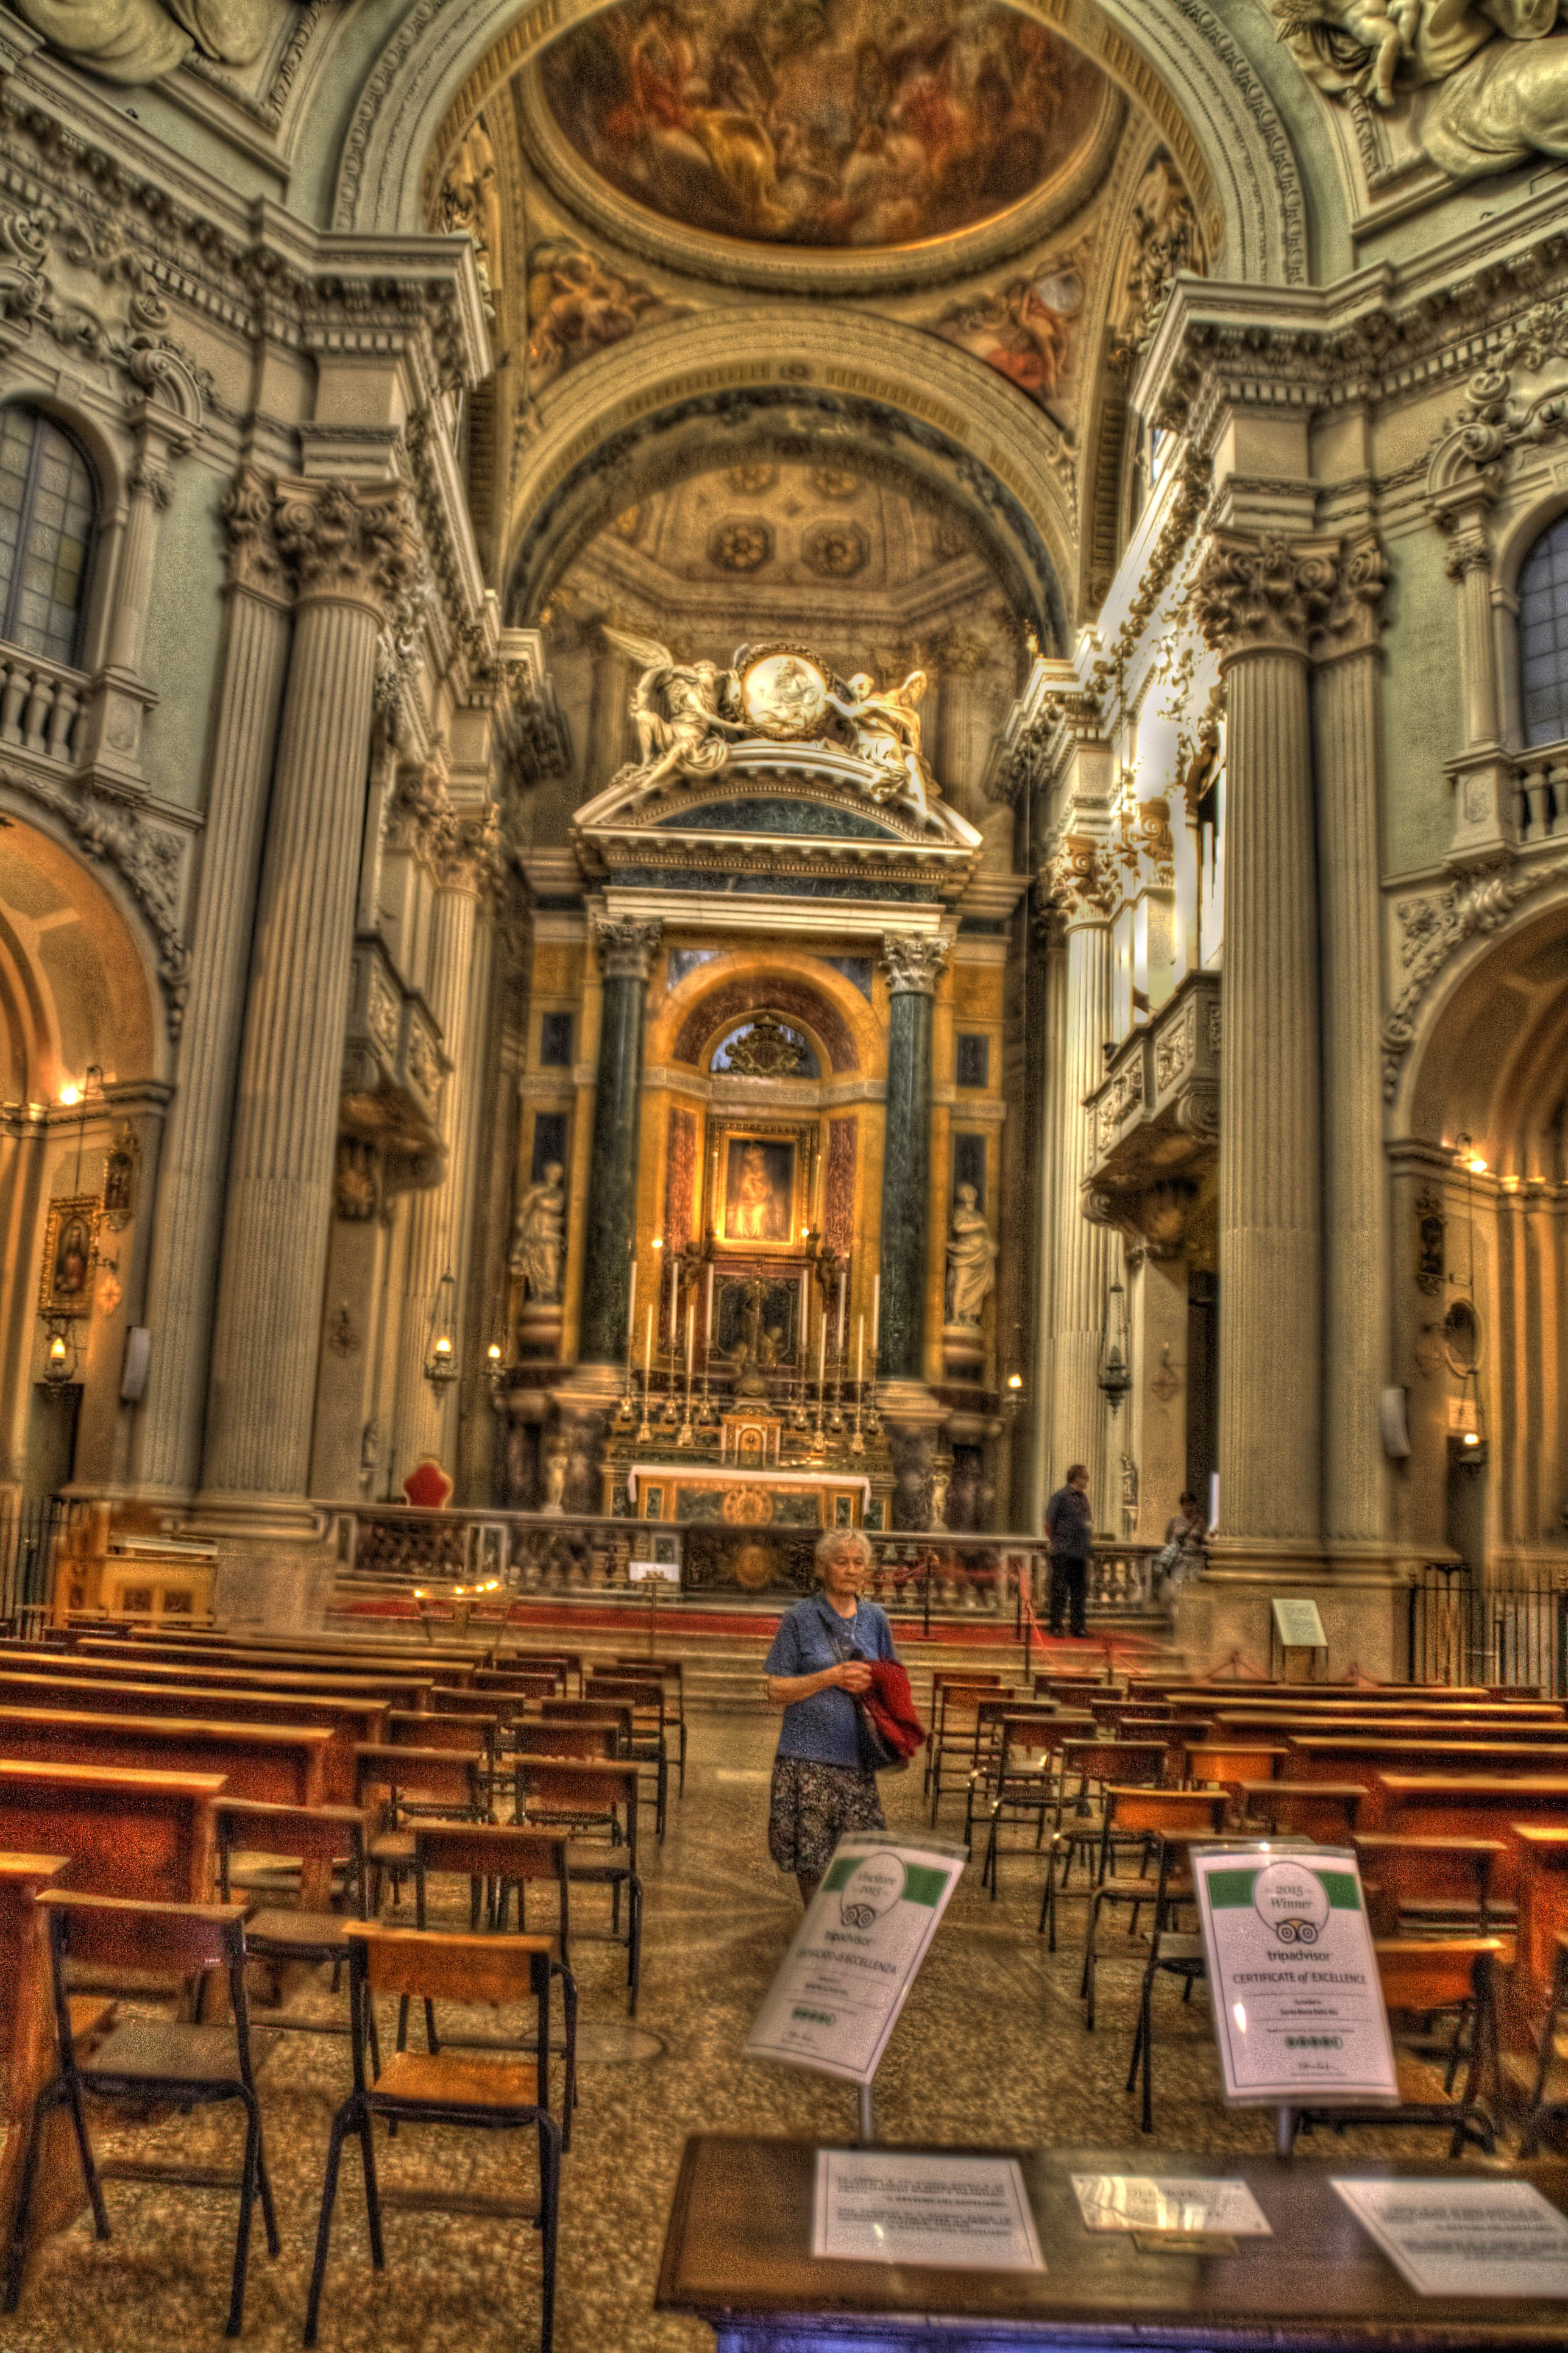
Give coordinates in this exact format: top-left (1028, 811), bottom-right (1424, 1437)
top-left (10, 0), bottom-right (289, 85)
top-left (525, 237), bottom-right (690, 393)
top-left (1272, 0), bottom-right (1568, 177)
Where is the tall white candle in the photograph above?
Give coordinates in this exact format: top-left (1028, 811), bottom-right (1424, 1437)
top-left (837, 1267), bottom-right (846, 1358)
top-left (705, 1261), bottom-right (715, 1346)
top-left (644, 1305), bottom-right (653, 1383)
top-left (626, 1256), bottom-right (637, 1359)
top-left (872, 1273), bottom-right (881, 1351)
top-left (818, 1313), bottom-right (826, 1390)
top-left (667, 1248), bottom-right (677, 1351)
top-left (857, 1314), bottom-right (865, 1386)
top-left (685, 1300), bottom-right (695, 1383)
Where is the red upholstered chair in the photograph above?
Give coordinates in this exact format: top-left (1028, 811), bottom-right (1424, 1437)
top-left (402, 1459), bottom-right (453, 1509)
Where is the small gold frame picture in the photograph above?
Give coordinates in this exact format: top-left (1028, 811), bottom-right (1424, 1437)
top-left (39, 1196), bottom-right (99, 1319)
top-left (712, 1126), bottom-right (812, 1251)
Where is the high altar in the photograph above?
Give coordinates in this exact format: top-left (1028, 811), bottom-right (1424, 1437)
top-left (499, 639), bottom-right (1021, 1590)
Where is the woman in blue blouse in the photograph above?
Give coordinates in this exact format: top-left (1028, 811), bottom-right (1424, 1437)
top-left (764, 1529), bottom-right (898, 1904)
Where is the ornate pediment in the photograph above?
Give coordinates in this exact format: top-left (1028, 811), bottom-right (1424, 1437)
top-left (571, 636), bottom-right (981, 905)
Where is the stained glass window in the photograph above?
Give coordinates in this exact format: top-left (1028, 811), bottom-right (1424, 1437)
top-left (1518, 511), bottom-right (1568, 748)
top-left (0, 407), bottom-right (95, 666)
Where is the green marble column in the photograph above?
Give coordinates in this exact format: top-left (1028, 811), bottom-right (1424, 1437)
top-left (877, 934), bottom-right (949, 1383)
top-left (578, 915), bottom-right (662, 1367)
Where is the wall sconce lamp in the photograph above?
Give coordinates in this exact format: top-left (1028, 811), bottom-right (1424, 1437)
top-left (1098, 1277), bottom-right (1132, 1415)
top-left (424, 1269), bottom-right (459, 1388)
top-left (41, 1312), bottom-right (78, 1388)
top-left (1003, 1370), bottom-right (1025, 1415)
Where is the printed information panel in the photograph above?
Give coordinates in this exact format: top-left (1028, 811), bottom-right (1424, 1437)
top-left (1072, 2174), bottom-right (1272, 2237)
top-left (1272, 1597), bottom-right (1327, 1650)
top-left (746, 1832), bottom-right (965, 2085)
top-left (814, 2150), bottom-right (1043, 2269)
top-left (1192, 1845), bottom-right (1399, 2106)
top-left (1333, 2180), bottom-right (1568, 2298)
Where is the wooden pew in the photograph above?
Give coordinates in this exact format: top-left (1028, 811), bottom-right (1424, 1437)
top-left (80, 1634), bottom-right (481, 1689)
top-left (39, 1648), bottom-right (434, 1709)
top-left (1185, 1740), bottom-right (1290, 1792)
top-left (0, 1670), bottom-right (384, 1804)
top-left (1284, 1735), bottom-right (1568, 1784)
top-left (0, 1706), bottom-right (331, 1807)
top-left (0, 1760), bottom-right (225, 1904)
top-left (0, 1856), bottom-right (78, 2279)
top-left (1238, 1780), bottom-right (1366, 1842)
top-left (1364, 1774), bottom-right (1568, 1899)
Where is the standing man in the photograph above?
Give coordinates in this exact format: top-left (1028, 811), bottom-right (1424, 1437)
top-left (1045, 1462), bottom-right (1093, 1639)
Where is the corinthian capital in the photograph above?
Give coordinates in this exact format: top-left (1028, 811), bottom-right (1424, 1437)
top-left (440, 809), bottom-right (503, 898)
top-left (1192, 533), bottom-right (1341, 665)
top-left (879, 933), bottom-right (949, 995)
top-left (1041, 831), bottom-right (1116, 927)
top-left (1315, 532), bottom-right (1391, 665)
top-left (273, 482), bottom-right (423, 620)
top-left (594, 915), bottom-right (663, 981)
top-left (221, 465), bottom-right (289, 603)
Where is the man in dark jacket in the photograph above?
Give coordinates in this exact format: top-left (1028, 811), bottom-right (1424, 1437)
top-left (1045, 1462), bottom-right (1093, 1638)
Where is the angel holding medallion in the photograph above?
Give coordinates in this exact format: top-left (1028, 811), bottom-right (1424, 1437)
top-left (603, 626), bottom-right (746, 799)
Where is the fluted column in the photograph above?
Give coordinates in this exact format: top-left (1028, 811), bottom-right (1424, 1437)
top-left (1046, 841), bottom-right (1116, 1504)
top-left (1194, 536), bottom-right (1325, 1556)
top-left (877, 934), bottom-right (949, 1383)
top-left (390, 817), bottom-right (494, 1483)
top-left (1314, 538), bottom-right (1391, 1552)
top-left (578, 916), bottom-right (662, 1367)
top-left (200, 484), bottom-right (420, 1513)
top-left (132, 470), bottom-right (293, 1501)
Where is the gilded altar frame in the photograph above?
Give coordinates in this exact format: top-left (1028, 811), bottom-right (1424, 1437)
top-left (706, 1118), bottom-right (817, 1254)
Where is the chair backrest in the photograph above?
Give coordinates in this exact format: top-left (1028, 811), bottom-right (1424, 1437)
top-left (345, 1921), bottom-right (549, 2020)
top-left (471, 1668), bottom-right (560, 1700)
top-left (355, 1743), bottom-right (484, 1816)
top-left (516, 1756), bottom-right (639, 1851)
top-left (541, 1699), bottom-right (633, 1747)
top-left (513, 1721), bottom-right (616, 1762)
top-left (215, 1798), bottom-right (368, 1907)
top-left (1061, 1739), bottom-right (1169, 1791)
top-left (412, 1822), bottom-right (569, 1901)
top-left (387, 1708), bottom-right (498, 1755)
top-left (1104, 1786), bottom-right (1227, 1839)
top-left (1375, 1935), bottom-right (1502, 2015)
top-left (43, 1889), bottom-right (244, 1980)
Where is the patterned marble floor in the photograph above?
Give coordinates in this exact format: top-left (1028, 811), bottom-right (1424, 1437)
top-left (0, 1710), bottom-right (1489, 2353)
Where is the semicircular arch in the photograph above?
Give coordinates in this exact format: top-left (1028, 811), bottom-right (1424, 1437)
top-left (0, 804), bottom-right (163, 1104)
top-left (1394, 885), bottom-right (1568, 1172)
top-left (650, 947), bottom-right (879, 1077)
top-left (325, 0), bottom-right (1307, 290)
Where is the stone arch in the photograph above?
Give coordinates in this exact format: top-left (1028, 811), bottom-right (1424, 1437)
top-left (0, 805), bottom-right (163, 1100)
top-left (649, 947), bottom-right (881, 1077)
top-left (1397, 886), bottom-right (1568, 1174)
top-left (324, 0), bottom-right (1308, 289)
top-left (505, 309), bottom-right (1078, 646)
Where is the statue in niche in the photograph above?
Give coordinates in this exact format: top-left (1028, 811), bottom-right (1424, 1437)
top-left (1272, 0), bottom-right (1568, 177)
top-left (602, 627), bottom-right (745, 799)
top-left (945, 1185), bottom-right (998, 1328)
top-left (511, 1162), bottom-right (566, 1304)
top-left (13, 0), bottom-right (283, 84)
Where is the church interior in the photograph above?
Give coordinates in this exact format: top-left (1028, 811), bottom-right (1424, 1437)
top-left (4, 0), bottom-right (1568, 2337)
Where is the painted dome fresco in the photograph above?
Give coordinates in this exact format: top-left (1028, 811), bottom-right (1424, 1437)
top-left (537, 0), bottom-right (1111, 250)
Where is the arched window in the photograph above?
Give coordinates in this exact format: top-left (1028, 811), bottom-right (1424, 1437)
top-left (1518, 511), bottom-right (1568, 747)
top-left (0, 406), bottom-right (95, 667)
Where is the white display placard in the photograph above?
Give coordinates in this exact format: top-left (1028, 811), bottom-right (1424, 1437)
top-left (1192, 1846), bottom-right (1399, 2106)
top-left (1333, 2180), bottom-right (1568, 2298)
top-left (628, 1559), bottom-right (681, 1583)
top-left (1272, 1597), bottom-right (1327, 1649)
top-left (813, 2150), bottom-right (1043, 2269)
top-left (745, 1832), bottom-right (965, 2084)
top-left (1071, 2174), bottom-right (1272, 2238)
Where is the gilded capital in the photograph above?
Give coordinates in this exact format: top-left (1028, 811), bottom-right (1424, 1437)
top-left (594, 915), bottom-right (663, 982)
top-left (273, 482), bottom-right (423, 621)
top-left (879, 933), bottom-right (949, 995)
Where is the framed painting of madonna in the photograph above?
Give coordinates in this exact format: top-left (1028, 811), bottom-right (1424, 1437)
top-left (710, 1123), bottom-right (812, 1251)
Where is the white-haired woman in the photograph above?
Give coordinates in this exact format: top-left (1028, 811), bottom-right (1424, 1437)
top-left (764, 1529), bottom-right (899, 1906)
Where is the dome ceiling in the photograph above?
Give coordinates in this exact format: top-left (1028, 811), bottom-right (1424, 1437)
top-left (535, 0), bottom-right (1111, 252)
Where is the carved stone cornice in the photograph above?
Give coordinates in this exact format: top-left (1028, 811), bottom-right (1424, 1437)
top-left (273, 482), bottom-right (423, 622)
top-left (879, 933), bottom-right (949, 997)
top-left (594, 914), bottom-right (662, 983)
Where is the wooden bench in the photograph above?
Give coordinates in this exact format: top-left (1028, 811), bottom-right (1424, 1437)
top-left (1184, 1740), bottom-right (1290, 1792)
top-left (35, 1648), bottom-right (434, 1709)
top-left (1285, 1735), bottom-right (1568, 1785)
top-left (80, 1635), bottom-right (482, 1690)
top-left (1238, 1781), bottom-right (1366, 1841)
top-left (0, 1670), bottom-right (385, 1804)
top-left (0, 1706), bottom-right (330, 1808)
top-left (0, 1760), bottom-right (226, 1904)
top-left (1365, 1774), bottom-right (1568, 1899)
top-left (0, 1856), bottom-right (74, 2269)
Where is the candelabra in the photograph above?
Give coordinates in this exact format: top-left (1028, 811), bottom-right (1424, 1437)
top-left (636, 1364), bottom-right (653, 1447)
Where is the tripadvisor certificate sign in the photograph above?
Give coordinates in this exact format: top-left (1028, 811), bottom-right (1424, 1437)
top-left (747, 1832), bottom-right (965, 2085)
top-left (1192, 1846), bottom-right (1398, 2106)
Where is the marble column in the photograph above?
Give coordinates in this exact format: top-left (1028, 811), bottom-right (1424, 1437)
top-left (132, 469), bottom-right (293, 1502)
top-left (389, 817), bottom-right (494, 1486)
top-left (1193, 536), bottom-right (1325, 1558)
top-left (577, 916), bottom-right (662, 1367)
top-left (1314, 537), bottom-right (1391, 1556)
top-left (877, 934), bottom-right (949, 1384)
top-left (200, 483), bottom-right (420, 1531)
top-left (1045, 841), bottom-right (1116, 1508)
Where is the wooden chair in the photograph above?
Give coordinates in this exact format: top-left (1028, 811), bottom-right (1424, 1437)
top-left (514, 1757), bottom-right (642, 2017)
top-left (612, 1656), bottom-right (687, 1792)
top-left (584, 1673), bottom-right (669, 1840)
top-left (2, 1893), bottom-right (279, 2338)
top-left (408, 1824), bottom-right (576, 2135)
top-left (1297, 1938), bottom-right (1505, 2158)
top-left (539, 1698), bottom-right (634, 1753)
top-left (1059, 1740), bottom-right (1174, 1888)
top-left (356, 1744), bottom-right (486, 1910)
top-left (974, 1715), bottom-right (1096, 1898)
top-left (303, 1923), bottom-right (561, 2352)
top-left (927, 1678), bottom-right (1012, 1823)
top-left (963, 1703), bottom-right (1064, 1865)
top-left (1065, 1787), bottom-right (1227, 2026)
top-left (921, 1671), bottom-right (1007, 1801)
top-left (1125, 1831), bottom-right (1256, 2135)
top-left (512, 1721), bottom-right (618, 1771)
top-left (1520, 1931), bottom-right (1568, 2157)
top-left (1239, 1780), bottom-right (1363, 1843)
top-left (216, 1796), bottom-right (378, 2068)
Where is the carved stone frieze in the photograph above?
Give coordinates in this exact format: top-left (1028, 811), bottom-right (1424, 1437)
top-left (0, 205), bottom-right (207, 431)
top-left (1382, 852), bottom-right (1568, 1096)
top-left (879, 933), bottom-right (949, 997)
top-left (593, 914), bottom-right (663, 983)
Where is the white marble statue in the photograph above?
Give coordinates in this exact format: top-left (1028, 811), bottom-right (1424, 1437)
top-left (1272, 0), bottom-right (1568, 177)
top-left (511, 1161), bottom-right (566, 1305)
top-left (603, 627), bottom-right (746, 799)
top-left (826, 670), bottom-right (980, 845)
top-left (945, 1184), bottom-right (998, 1327)
top-left (13, 0), bottom-right (280, 84)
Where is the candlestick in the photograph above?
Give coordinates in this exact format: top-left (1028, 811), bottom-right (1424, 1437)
top-left (685, 1299), bottom-right (695, 1383)
top-left (857, 1314), bottom-right (864, 1387)
top-left (628, 1255), bottom-right (637, 1348)
top-left (871, 1273), bottom-right (881, 1353)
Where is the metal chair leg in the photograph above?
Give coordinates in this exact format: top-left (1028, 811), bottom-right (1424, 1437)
top-left (227, 2096), bottom-right (260, 2338)
top-left (538, 2113), bottom-right (561, 2353)
top-left (303, 2100), bottom-right (355, 2348)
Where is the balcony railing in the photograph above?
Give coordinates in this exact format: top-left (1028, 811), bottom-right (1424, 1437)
top-left (0, 647), bottom-right (86, 764)
top-left (1513, 743), bottom-right (1568, 845)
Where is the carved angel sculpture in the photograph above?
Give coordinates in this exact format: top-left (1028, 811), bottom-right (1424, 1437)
top-left (603, 626), bottom-right (745, 800)
top-left (13, 0), bottom-right (277, 83)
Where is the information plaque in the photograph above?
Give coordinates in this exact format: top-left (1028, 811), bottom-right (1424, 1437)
top-left (1071, 2174), bottom-right (1272, 2237)
top-left (814, 2150), bottom-right (1043, 2269)
top-left (1191, 1845), bottom-right (1399, 2107)
top-left (746, 1832), bottom-right (965, 2085)
top-left (1271, 1597), bottom-right (1327, 1650)
top-left (1333, 2180), bottom-right (1568, 2297)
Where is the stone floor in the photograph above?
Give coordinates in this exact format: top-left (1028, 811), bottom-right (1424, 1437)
top-left (0, 1712), bottom-right (1494, 2353)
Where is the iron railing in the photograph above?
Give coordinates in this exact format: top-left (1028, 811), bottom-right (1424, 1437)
top-left (1408, 1560), bottom-right (1568, 1695)
top-left (0, 1493), bottom-right (66, 1634)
